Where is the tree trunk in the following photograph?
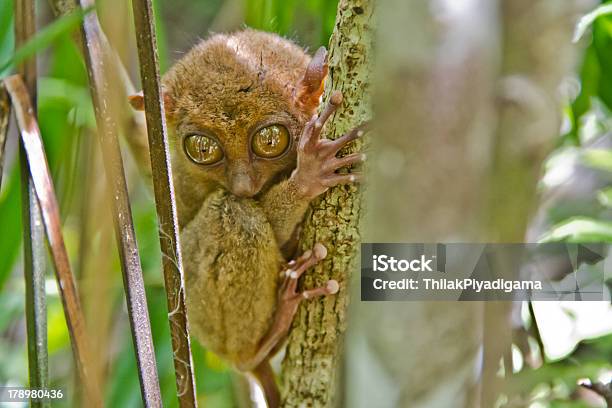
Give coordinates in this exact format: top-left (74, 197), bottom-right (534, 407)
top-left (280, 1), bottom-right (373, 406)
top-left (481, 1), bottom-right (591, 404)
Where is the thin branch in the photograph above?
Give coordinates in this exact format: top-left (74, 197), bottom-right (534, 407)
top-left (2, 75), bottom-right (101, 406)
top-left (48, 0), bottom-right (152, 180)
top-left (130, 0), bottom-right (198, 405)
top-left (14, 1), bottom-right (49, 406)
top-left (69, 0), bottom-right (163, 404)
top-left (0, 86), bottom-right (9, 189)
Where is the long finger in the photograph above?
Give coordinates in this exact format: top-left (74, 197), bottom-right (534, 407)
top-left (322, 172), bottom-right (364, 187)
top-left (327, 122), bottom-right (370, 153)
top-left (313, 91), bottom-right (343, 136)
top-left (302, 280), bottom-right (340, 299)
top-left (324, 152), bottom-right (366, 172)
top-left (298, 116), bottom-right (317, 150)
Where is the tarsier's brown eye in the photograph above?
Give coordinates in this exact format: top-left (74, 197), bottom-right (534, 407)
top-left (251, 124), bottom-right (290, 158)
top-left (184, 134), bottom-right (224, 165)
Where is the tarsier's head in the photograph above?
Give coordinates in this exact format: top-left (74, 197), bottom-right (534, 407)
top-left (129, 29), bottom-right (327, 199)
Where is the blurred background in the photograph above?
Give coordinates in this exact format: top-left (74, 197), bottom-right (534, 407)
top-left (0, 0), bottom-right (611, 407)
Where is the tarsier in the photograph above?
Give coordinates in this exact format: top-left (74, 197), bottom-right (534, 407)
top-left (129, 29), bottom-right (364, 407)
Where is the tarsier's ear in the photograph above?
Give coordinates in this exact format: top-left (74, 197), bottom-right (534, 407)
top-left (296, 46), bottom-right (328, 114)
top-left (128, 90), bottom-right (174, 115)
top-left (128, 91), bottom-right (145, 110)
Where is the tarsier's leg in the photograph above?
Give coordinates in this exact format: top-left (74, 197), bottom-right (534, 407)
top-left (251, 360), bottom-right (280, 408)
top-left (240, 244), bottom-right (337, 400)
top-left (241, 243), bottom-right (336, 372)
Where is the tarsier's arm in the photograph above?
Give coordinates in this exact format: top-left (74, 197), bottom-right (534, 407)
top-left (259, 55), bottom-right (365, 252)
top-left (259, 93), bottom-right (365, 251)
top-left (258, 178), bottom-right (310, 251)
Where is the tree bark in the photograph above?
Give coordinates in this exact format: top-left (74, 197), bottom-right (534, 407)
top-left (280, 1), bottom-right (373, 406)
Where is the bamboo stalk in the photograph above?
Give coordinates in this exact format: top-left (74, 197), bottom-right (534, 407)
top-left (0, 85), bottom-right (9, 189)
top-left (2, 75), bottom-right (101, 406)
top-left (49, 0), bottom-right (153, 181)
top-left (13, 2), bottom-right (49, 406)
top-left (129, 0), bottom-right (197, 405)
top-left (76, 129), bottom-right (113, 395)
top-left (72, 0), bottom-right (163, 405)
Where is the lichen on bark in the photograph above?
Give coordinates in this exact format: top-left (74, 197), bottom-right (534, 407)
top-left (280, 1), bottom-right (373, 406)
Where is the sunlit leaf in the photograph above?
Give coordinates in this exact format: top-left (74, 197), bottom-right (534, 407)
top-left (581, 149), bottom-right (612, 172)
top-left (0, 7), bottom-right (93, 74)
top-left (574, 4), bottom-right (612, 42)
top-left (0, 1), bottom-right (14, 77)
top-left (0, 166), bottom-right (22, 292)
top-left (540, 217), bottom-right (612, 243)
top-left (47, 299), bottom-right (70, 354)
top-left (597, 187), bottom-right (612, 208)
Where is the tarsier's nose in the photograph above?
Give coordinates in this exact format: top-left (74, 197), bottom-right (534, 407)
top-left (230, 172), bottom-right (258, 198)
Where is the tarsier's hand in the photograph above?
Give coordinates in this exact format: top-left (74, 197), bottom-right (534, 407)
top-left (291, 90), bottom-right (366, 200)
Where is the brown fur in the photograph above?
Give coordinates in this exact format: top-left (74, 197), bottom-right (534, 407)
top-left (158, 29), bottom-right (320, 368)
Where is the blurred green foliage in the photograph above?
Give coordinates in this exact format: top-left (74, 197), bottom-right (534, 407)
top-left (245, 0), bottom-right (337, 48)
top-left (568, 1), bottom-right (612, 145)
top-left (544, 0), bottom-right (612, 247)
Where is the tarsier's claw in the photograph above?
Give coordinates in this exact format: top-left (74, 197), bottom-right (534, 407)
top-left (313, 242), bottom-right (328, 259)
top-left (317, 91), bottom-right (343, 126)
top-left (330, 90), bottom-right (343, 106)
top-left (327, 279), bottom-right (340, 294)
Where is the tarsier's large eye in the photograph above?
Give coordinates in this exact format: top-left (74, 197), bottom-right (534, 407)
top-left (184, 134), bottom-right (224, 165)
top-left (251, 124), bottom-right (290, 158)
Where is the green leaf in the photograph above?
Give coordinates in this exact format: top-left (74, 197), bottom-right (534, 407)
top-left (597, 187), bottom-right (612, 208)
top-left (540, 217), bottom-right (612, 242)
top-left (574, 3), bottom-right (612, 42)
top-left (0, 1), bottom-right (14, 77)
top-left (570, 47), bottom-right (600, 143)
top-left (581, 149), bottom-right (612, 172)
top-left (0, 165), bottom-right (23, 292)
top-left (0, 6), bottom-right (94, 74)
top-left (593, 17), bottom-right (612, 112)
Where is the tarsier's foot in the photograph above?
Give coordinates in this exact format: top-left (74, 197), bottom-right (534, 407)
top-left (237, 243), bottom-right (337, 372)
top-left (280, 242), bottom-right (339, 302)
top-left (269, 243), bottom-right (338, 347)
top-left (291, 90), bottom-right (368, 200)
